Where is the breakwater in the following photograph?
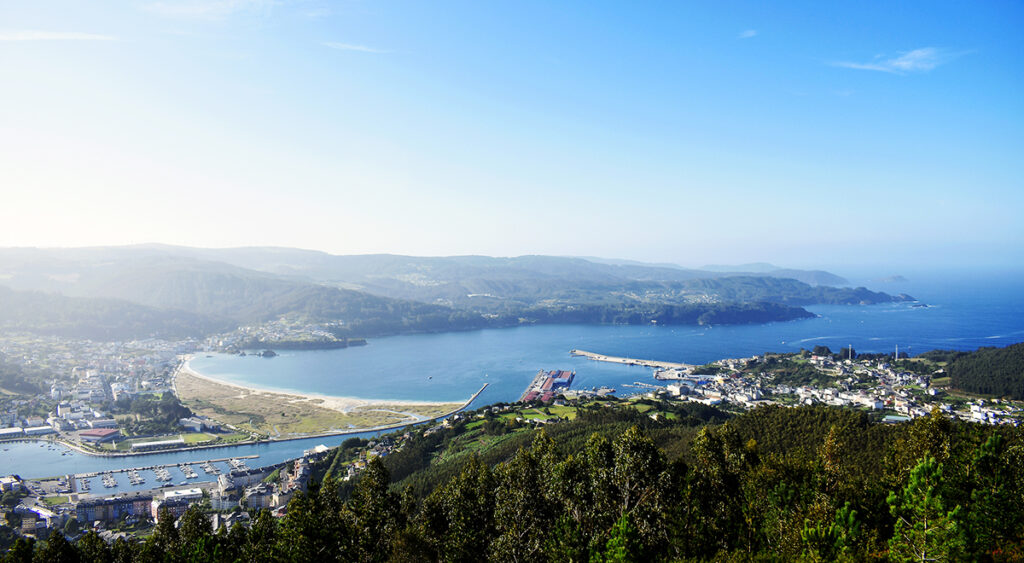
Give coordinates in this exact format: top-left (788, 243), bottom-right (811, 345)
top-left (570, 349), bottom-right (695, 370)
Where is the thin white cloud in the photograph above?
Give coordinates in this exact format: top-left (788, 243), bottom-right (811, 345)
top-left (145, 0), bottom-right (277, 20)
top-left (0, 31), bottom-right (116, 41)
top-left (322, 42), bottom-right (390, 54)
top-left (738, 30), bottom-right (757, 39)
top-left (832, 47), bottom-right (958, 74)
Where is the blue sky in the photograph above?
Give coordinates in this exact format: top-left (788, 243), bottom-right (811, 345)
top-left (1, 0), bottom-right (1021, 271)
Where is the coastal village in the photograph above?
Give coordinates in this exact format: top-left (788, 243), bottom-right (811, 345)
top-left (1, 326), bottom-right (1021, 544)
top-left (571, 349), bottom-right (1022, 425)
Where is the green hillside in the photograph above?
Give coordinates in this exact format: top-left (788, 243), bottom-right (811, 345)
top-left (947, 341), bottom-right (1024, 399)
top-left (9, 401), bottom-right (1021, 561)
top-left (0, 285), bottom-right (228, 340)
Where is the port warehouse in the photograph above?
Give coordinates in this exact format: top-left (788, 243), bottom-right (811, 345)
top-left (520, 370), bottom-right (575, 402)
top-left (79, 428), bottom-right (121, 444)
top-left (0, 426), bottom-right (55, 438)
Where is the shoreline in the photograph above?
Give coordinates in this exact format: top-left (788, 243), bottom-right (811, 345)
top-left (179, 355), bottom-right (461, 411)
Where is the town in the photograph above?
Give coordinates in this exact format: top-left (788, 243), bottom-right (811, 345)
top-left (2, 327), bottom-right (1021, 547)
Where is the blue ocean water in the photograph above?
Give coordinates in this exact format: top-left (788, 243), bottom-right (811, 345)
top-left (190, 271), bottom-right (1024, 406)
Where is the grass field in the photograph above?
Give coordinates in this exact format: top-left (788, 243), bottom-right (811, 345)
top-left (181, 432), bottom-right (218, 444)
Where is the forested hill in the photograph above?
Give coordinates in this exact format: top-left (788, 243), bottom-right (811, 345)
top-left (0, 285), bottom-right (228, 340)
top-left (8, 402), bottom-right (1021, 561)
top-left (946, 341), bottom-right (1024, 399)
top-left (0, 246), bottom-right (911, 340)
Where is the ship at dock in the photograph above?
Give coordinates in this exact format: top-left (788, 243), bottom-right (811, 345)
top-left (519, 370), bottom-right (575, 402)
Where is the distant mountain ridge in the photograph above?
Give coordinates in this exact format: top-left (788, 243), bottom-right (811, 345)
top-left (0, 245), bottom-right (910, 340)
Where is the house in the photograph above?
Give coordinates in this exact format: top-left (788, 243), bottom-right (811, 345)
top-left (229, 467), bottom-right (271, 488)
top-left (210, 511), bottom-right (250, 531)
top-left (242, 484), bottom-right (274, 510)
top-left (77, 494), bottom-right (153, 524)
top-left (151, 497), bottom-right (191, 522)
top-left (87, 418), bottom-right (118, 429)
top-left (0, 476), bottom-right (25, 493)
top-left (210, 490), bottom-right (238, 511)
top-left (179, 416), bottom-right (220, 433)
top-left (151, 489), bottom-right (203, 521)
top-left (272, 488), bottom-right (295, 509)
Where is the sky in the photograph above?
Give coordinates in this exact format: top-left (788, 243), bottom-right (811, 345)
top-left (1, 0), bottom-right (1022, 271)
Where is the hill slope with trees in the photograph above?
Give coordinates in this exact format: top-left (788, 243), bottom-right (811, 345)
top-left (4, 403), bottom-right (1020, 561)
top-left (947, 341), bottom-right (1024, 399)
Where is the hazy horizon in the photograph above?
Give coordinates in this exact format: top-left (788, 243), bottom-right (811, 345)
top-left (2, 1), bottom-right (1021, 270)
top-left (3, 241), bottom-right (1022, 281)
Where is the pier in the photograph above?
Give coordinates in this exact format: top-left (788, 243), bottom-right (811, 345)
top-left (570, 349), bottom-right (695, 370)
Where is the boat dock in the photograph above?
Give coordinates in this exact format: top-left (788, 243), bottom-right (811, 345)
top-left (70, 455), bottom-right (259, 482)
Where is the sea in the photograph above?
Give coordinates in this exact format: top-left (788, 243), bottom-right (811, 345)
top-left (4, 269), bottom-right (1023, 485)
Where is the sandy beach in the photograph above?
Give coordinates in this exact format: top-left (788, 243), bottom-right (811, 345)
top-left (177, 357), bottom-right (467, 411)
top-left (173, 356), bottom-right (474, 437)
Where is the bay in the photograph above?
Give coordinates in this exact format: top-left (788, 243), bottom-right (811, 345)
top-left (5, 271), bottom-right (1023, 482)
top-left (190, 271), bottom-right (1024, 406)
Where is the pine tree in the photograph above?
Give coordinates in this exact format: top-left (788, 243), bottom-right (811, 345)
top-left (417, 456), bottom-right (494, 562)
top-left (887, 456), bottom-right (964, 562)
top-left (244, 510), bottom-right (278, 562)
top-left (2, 537), bottom-right (35, 563)
top-left (489, 448), bottom-right (551, 563)
top-left (32, 531), bottom-right (79, 563)
top-left (598, 515), bottom-right (640, 563)
top-left (345, 457), bottom-right (401, 562)
top-left (799, 502), bottom-right (860, 562)
top-left (75, 531), bottom-right (111, 563)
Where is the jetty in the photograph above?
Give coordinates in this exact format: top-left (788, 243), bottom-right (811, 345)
top-left (570, 349), bottom-right (695, 370)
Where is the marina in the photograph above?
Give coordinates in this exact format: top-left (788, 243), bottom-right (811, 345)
top-left (200, 461), bottom-right (220, 475)
top-left (60, 455), bottom-right (261, 493)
